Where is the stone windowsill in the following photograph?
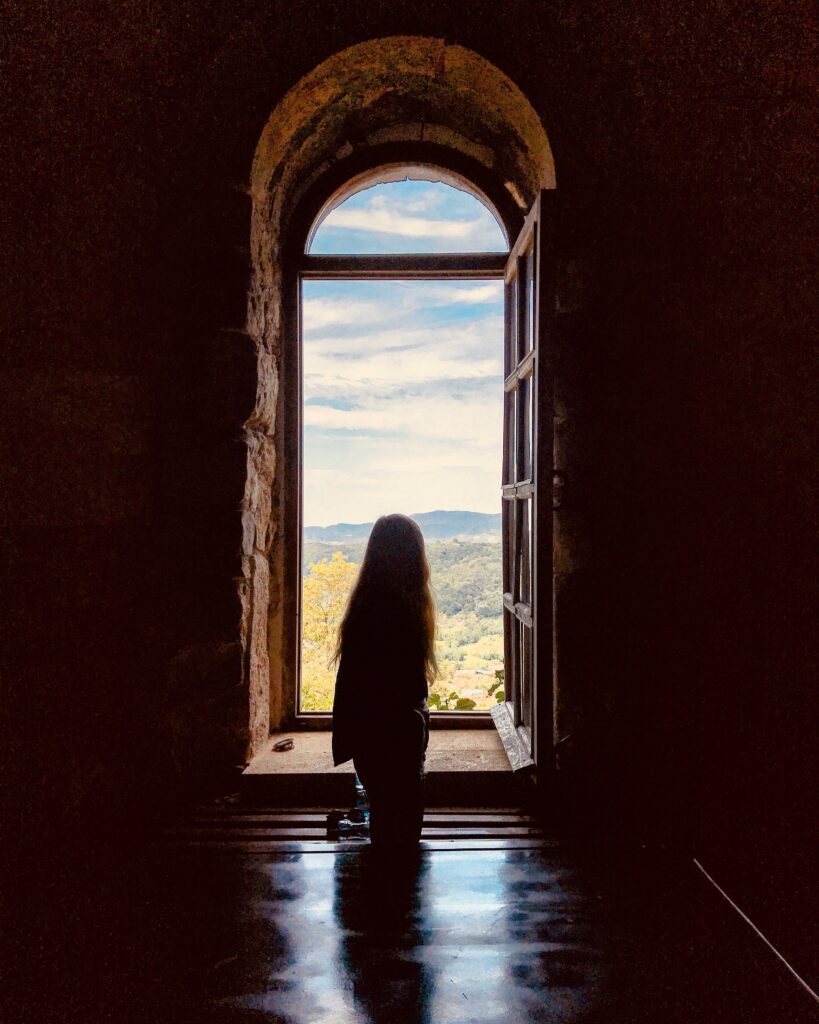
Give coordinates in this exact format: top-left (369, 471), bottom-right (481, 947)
top-left (244, 729), bottom-right (513, 777)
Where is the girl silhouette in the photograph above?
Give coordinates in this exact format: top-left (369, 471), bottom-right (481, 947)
top-left (332, 514), bottom-right (435, 845)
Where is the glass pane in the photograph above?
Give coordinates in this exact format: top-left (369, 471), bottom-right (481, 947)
top-left (509, 613), bottom-right (520, 723)
top-left (515, 379), bottom-right (526, 483)
top-left (526, 373), bottom-right (534, 478)
top-left (521, 623), bottom-right (533, 730)
top-left (504, 504), bottom-right (514, 594)
top-left (505, 389), bottom-right (517, 486)
top-left (527, 497), bottom-right (534, 605)
top-left (310, 179), bottom-right (507, 254)
top-left (526, 245), bottom-right (536, 354)
top-left (513, 499), bottom-right (523, 603)
top-left (300, 278), bottom-right (504, 712)
top-left (501, 390), bottom-right (511, 487)
top-left (520, 377), bottom-right (531, 480)
top-left (515, 253), bottom-right (527, 364)
top-left (504, 277), bottom-right (516, 379)
top-left (520, 498), bottom-right (531, 606)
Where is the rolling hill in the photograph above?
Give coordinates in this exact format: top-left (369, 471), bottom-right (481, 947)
top-left (305, 509), bottom-right (501, 543)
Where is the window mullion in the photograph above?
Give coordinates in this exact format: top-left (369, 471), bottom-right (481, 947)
top-left (300, 253), bottom-right (506, 280)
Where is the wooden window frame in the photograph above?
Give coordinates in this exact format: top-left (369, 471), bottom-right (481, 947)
top-left (277, 146), bottom-right (528, 734)
top-left (490, 191), bottom-right (556, 773)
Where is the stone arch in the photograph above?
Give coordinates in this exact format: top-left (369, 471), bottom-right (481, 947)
top-left (242, 36), bottom-right (555, 757)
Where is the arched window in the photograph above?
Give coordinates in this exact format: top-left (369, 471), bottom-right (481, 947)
top-left (300, 174), bottom-right (507, 718)
top-left (247, 38), bottom-right (558, 775)
top-left (284, 160), bottom-right (553, 772)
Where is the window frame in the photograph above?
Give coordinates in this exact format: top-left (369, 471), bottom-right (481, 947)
top-left (491, 192), bottom-right (556, 771)
top-left (279, 145), bottom-right (524, 731)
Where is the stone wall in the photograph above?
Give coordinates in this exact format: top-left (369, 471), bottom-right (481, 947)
top-left (4, 0), bottom-right (814, 974)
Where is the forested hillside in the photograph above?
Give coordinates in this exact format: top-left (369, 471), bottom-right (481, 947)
top-left (300, 534), bottom-right (503, 711)
top-left (305, 509), bottom-right (501, 543)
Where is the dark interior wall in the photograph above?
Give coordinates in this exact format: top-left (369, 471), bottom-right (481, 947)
top-left (3, 0), bottom-right (814, 966)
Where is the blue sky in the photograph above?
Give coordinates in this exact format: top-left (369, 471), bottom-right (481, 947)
top-left (310, 178), bottom-right (507, 254)
top-left (303, 180), bottom-right (506, 526)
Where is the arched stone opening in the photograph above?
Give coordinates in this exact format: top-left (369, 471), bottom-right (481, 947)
top-left (242, 36), bottom-right (555, 758)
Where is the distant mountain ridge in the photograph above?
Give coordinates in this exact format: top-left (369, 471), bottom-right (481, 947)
top-left (305, 510), bottom-right (501, 542)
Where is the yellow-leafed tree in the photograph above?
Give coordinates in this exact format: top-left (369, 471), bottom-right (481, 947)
top-left (301, 552), bottom-right (359, 710)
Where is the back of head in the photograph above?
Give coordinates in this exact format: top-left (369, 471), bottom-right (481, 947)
top-left (357, 514), bottom-right (428, 595)
top-left (336, 514), bottom-right (437, 679)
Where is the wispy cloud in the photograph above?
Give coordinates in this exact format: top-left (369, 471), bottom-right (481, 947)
top-left (305, 388), bottom-right (502, 443)
top-left (302, 281), bottom-right (501, 335)
top-left (434, 283), bottom-right (503, 305)
top-left (305, 316), bottom-right (502, 363)
top-left (328, 202), bottom-right (475, 240)
top-left (299, 296), bottom-right (392, 331)
top-left (311, 179), bottom-right (507, 254)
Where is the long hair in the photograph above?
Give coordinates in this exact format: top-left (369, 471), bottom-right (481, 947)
top-left (334, 513), bottom-right (437, 681)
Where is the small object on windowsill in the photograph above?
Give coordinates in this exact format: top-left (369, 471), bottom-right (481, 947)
top-left (273, 738), bottom-right (294, 752)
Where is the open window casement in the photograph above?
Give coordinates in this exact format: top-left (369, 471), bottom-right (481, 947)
top-left (288, 169), bottom-right (559, 748)
top-left (491, 191), bottom-right (556, 773)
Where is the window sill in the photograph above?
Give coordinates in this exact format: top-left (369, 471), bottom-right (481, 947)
top-left (249, 729), bottom-right (509, 774)
top-left (291, 711), bottom-right (494, 730)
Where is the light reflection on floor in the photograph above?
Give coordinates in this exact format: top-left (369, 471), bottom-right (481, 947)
top-left (210, 848), bottom-right (605, 1023)
top-left (7, 839), bottom-right (810, 1022)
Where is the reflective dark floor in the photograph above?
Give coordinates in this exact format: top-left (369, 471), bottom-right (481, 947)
top-left (6, 837), bottom-right (814, 1023)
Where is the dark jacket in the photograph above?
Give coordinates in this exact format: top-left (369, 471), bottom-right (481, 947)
top-left (331, 610), bottom-right (428, 766)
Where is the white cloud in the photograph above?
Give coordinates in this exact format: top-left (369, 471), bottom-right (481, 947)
top-left (305, 389), bottom-right (503, 446)
top-left (327, 205), bottom-right (475, 240)
top-left (314, 186), bottom-right (507, 252)
top-left (303, 317), bottom-right (504, 389)
top-left (299, 296), bottom-right (393, 331)
top-left (434, 283), bottom-right (504, 305)
top-left (302, 281), bottom-right (502, 338)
